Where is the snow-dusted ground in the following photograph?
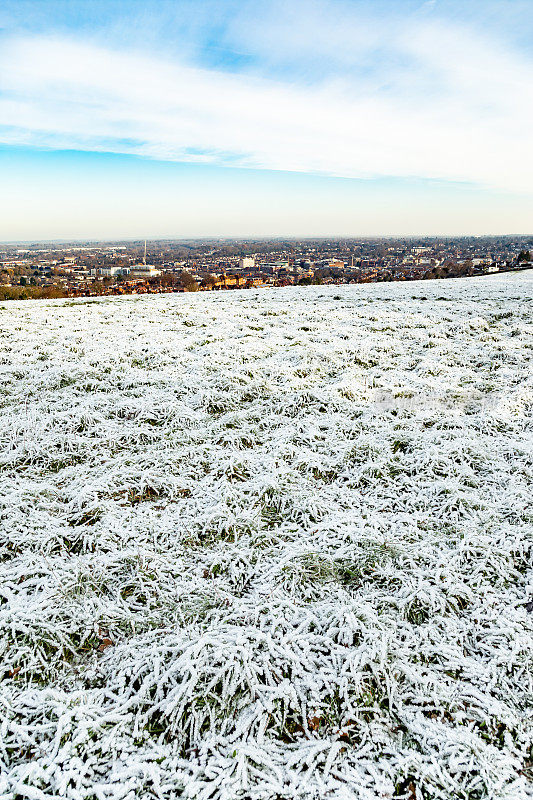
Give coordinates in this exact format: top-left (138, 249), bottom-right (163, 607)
top-left (0, 272), bottom-right (532, 800)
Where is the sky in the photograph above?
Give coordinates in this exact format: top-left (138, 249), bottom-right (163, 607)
top-left (0, 0), bottom-right (532, 240)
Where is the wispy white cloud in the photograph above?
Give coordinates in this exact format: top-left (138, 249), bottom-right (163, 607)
top-left (0, 6), bottom-right (532, 193)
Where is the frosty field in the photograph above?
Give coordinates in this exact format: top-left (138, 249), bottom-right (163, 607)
top-left (0, 272), bottom-right (532, 800)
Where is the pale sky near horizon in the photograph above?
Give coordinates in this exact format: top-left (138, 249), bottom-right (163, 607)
top-left (1, 0), bottom-right (532, 240)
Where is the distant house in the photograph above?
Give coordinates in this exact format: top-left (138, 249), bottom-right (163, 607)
top-left (210, 274), bottom-right (246, 289)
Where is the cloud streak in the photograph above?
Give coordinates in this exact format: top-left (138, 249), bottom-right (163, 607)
top-left (0, 6), bottom-right (532, 193)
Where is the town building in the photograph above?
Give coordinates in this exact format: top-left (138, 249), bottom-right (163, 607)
top-left (129, 265), bottom-right (162, 278)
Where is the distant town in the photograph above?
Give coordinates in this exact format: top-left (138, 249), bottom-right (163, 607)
top-left (0, 236), bottom-right (531, 300)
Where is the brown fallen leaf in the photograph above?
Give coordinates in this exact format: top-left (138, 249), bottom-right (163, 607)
top-left (98, 638), bottom-right (114, 652)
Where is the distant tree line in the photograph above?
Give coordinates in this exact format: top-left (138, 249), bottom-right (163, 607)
top-left (0, 285), bottom-right (67, 301)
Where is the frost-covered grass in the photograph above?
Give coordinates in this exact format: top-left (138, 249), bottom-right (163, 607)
top-left (0, 272), bottom-right (532, 800)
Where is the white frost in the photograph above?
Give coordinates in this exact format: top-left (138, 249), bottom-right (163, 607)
top-left (0, 272), bottom-right (532, 799)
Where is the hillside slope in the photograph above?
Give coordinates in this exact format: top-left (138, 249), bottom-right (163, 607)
top-left (0, 273), bottom-right (532, 800)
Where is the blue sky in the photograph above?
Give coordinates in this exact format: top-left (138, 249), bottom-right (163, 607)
top-left (1, 0), bottom-right (532, 239)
